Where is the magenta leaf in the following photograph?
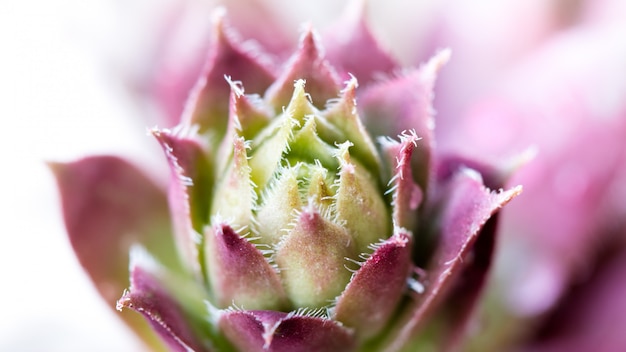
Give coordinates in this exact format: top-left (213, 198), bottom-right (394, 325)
top-left (182, 10), bottom-right (276, 135)
top-left (322, 0), bottom-right (397, 84)
top-left (152, 2), bottom-right (295, 126)
top-left (380, 130), bottom-right (424, 231)
top-left (435, 154), bottom-right (518, 192)
top-left (219, 310), bottom-right (356, 352)
top-left (333, 229), bottom-right (413, 340)
top-left (359, 50), bottom-right (450, 188)
top-left (118, 252), bottom-right (230, 352)
top-left (205, 222), bottom-right (288, 310)
top-left (264, 27), bottom-right (341, 111)
top-left (49, 156), bottom-right (181, 350)
top-left (383, 168), bottom-right (521, 351)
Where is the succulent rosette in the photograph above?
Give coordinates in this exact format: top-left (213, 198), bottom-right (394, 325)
top-left (51, 3), bottom-right (520, 352)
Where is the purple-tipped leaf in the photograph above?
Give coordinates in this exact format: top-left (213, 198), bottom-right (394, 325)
top-left (384, 168), bottom-right (521, 351)
top-left (205, 222), bottom-right (289, 310)
top-left (382, 131), bottom-right (424, 231)
top-left (265, 27), bottom-right (341, 111)
top-left (49, 156), bottom-right (179, 351)
top-left (275, 205), bottom-right (357, 308)
top-left (182, 10), bottom-right (276, 135)
top-left (217, 79), bottom-right (272, 172)
top-left (118, 255), bottom-right (224, 352)
top-left (219, 310), bottom-right (356, 352)
top-left (359, 50), bottom-right (450, 188)
top-left (333, 230), bottom-right (413, 340)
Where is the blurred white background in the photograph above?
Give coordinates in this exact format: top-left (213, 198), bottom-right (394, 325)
top-left (0, 0), bottom-right (176, 350)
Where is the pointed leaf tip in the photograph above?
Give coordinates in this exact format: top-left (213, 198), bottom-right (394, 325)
top-left (384, 130), bottom-right (424, 231)
top-left (182, 9), bottom-right (276, 135)
top-left (322, 76), bottom-right (382, 174)
top-left (265, 26), bottom-right (341, 111)
top-left (119, 261), bottom-right (214, 352)
top-left (256, 166), bottom-right (303, 245)
top-left (334, 230), bottom-right (413, 340)
top-left (275, 205), bottom-right (357, 308)
top-left (359, 52), bottom-right (449, 188)
top-left (225, 77), bottom-right (272, 140)
top-left (211, 136), bottom-right (255, 230)
top-left (205, 222), bottom-right (288, 310)
top-left (335, 146), bottom-right (390, 253)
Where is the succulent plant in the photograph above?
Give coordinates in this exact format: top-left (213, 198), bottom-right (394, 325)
top-left (51, 4), bottom-right (521, 352)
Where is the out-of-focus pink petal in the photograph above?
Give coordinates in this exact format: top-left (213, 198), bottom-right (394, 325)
top-left (182, 10), bottom-right (276, 135)
top-left (524, 237), bottom-right (626, 352)
top-left (580, 0), bottom-right (626, 25)
top-left (151, 1), bottom-right (295, 125)
top-left (416, 0), bottom-right (580, 148)
top-left (443, 7), bottom-right (626, 160)
top-left (150, 1), bottom-right (214, 127)
top-left (383, 168), bottom-right (521, 351)
top-left (500, 117), bottom-right (626, 315)
top-left (221, 0), bottom-right (297, 57)
top-left (49, 156), bottom-right (180, 351)
top-left (458, 21), bottom-right (626, 316)
top-left (322, 0), bottom-right (397, 84)
top-left (219, 310), bottom-right (356, 352)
